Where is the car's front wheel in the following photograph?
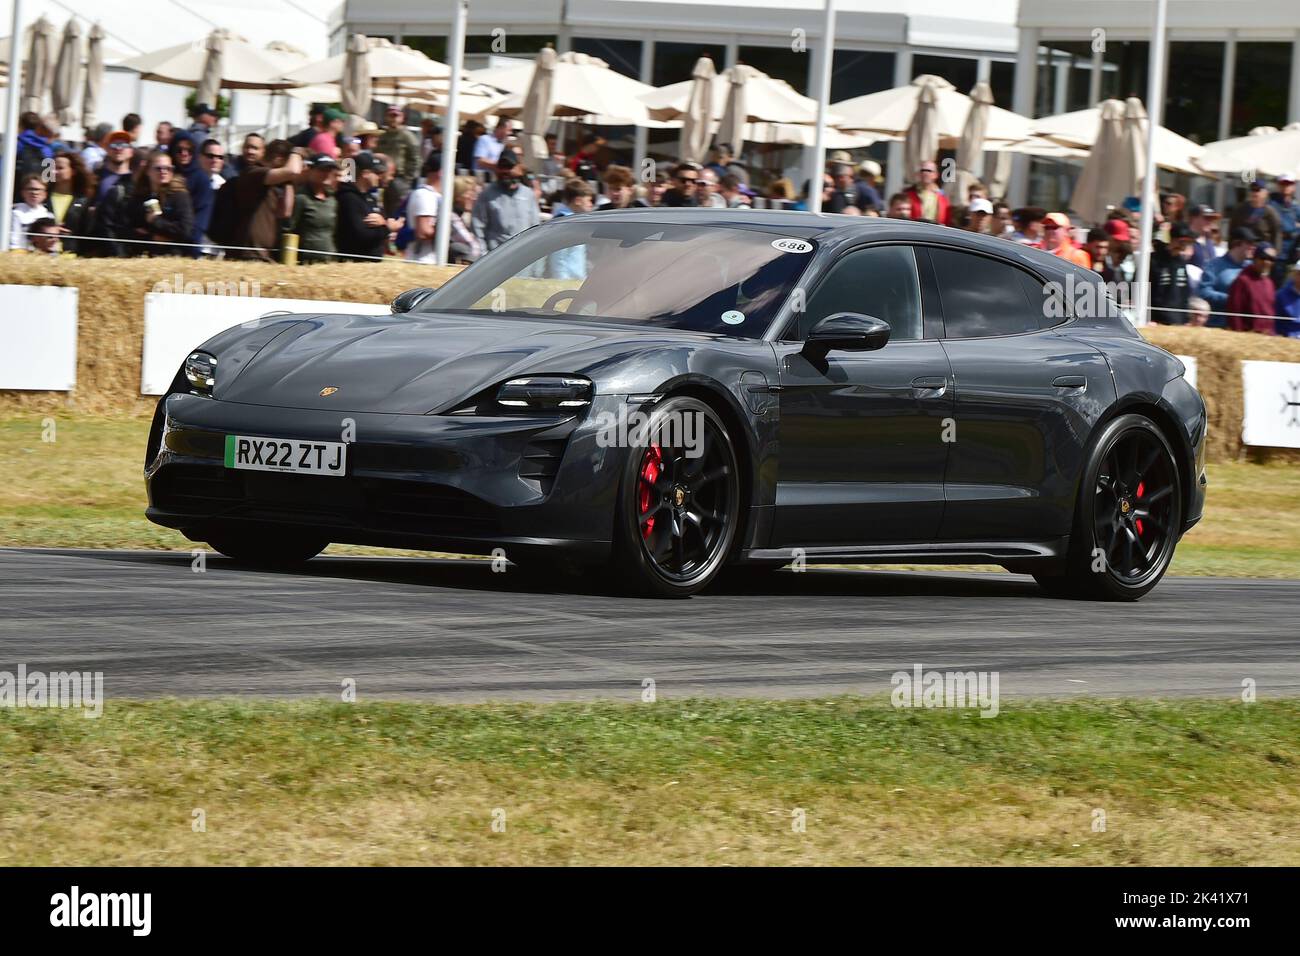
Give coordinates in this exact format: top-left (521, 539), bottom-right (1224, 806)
top-left (612, 397), bottom-right (741, 597)
top-left (204, 525), bottom-right (328, 568)
top-left (1035, 413), bottom-right (1182, 601)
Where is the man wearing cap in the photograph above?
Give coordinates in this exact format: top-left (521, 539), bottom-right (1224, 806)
top-left (1042, 213), bottom-right (1090, 266)
top-left (1202, 227), bottom-right (1258, 327)
top-left (378, 106), bottom-right (420, 184)
top-left (964, 198), bottom-right (994, 234)
top-left (1226, 243), bottom-right (1279, 334)
top-left (1149, 222), bottom-right (1195, 324)
top-left (403, 151), bottom-right (446, 265)
top-left (856, 160), bottom-right (884, 211)
top-left (229, 138), bottom-right (301, 261)
top-left (471, 149), bottom-right (540, 252)
top-left (1186, 205), bottom-right (1221, 269)
top-left (309, 109), bottom-right (346, 159)
top-left (336, 151), bottom-right (390, 261)
top-left (187, 103), bottom-right (218, 140)
top-left (1011, 207), bottom-right (1046, 247)
top-left (1229, 181), bottom-right (1282, 251)
top-left (289, 155), bottom-right (339, 264)
top-left (81, 122), bottom-right (114, 173)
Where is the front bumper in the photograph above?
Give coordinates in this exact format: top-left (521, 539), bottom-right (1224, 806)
top-left (145, 392), bottom-right (628, 560)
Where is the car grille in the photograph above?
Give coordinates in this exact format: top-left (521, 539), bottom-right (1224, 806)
top-left (153, 464), bottom-right (499, 536)
top-left (518, 437), bottom-right (568, 495)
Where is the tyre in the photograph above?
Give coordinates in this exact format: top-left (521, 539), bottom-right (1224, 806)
top-left (1034, 413), bottom-right (1182, 601)
top-left (204, 525), bottom-right (328, 568)
top-left (612, 396), bottom-right (741, 597)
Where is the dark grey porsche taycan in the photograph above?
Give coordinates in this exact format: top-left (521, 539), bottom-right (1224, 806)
top-left (145, 209), bottom-right (1205, 599)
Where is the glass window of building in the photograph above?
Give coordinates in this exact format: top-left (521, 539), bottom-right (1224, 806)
top-left (830, 49), bottom-right (895, 102)
top-left (1165, 42), bottom-right (1224, 144)
top-left (652, 42), bottom-right (726, 87)
top-left (1099, 40), bottom-right (1148, 102)
top-left (571, 37), bottom-right (643, 78)
top-left (1034, 42), bottom-right (1092, 117)
top-left (1232, 42), bottom-right (1292, 136)
top-left (990, 60), bottom-right (1016, 110)
top-left (913, 53), bottom-right (978, 94)
top-left (738, 45), bottom-right (809, 93)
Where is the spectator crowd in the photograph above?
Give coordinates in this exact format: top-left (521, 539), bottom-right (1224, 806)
top-left (7, 102), bottom-right (1298, 335)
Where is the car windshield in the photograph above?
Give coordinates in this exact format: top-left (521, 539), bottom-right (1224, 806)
top-left (418, 218), bottom-right (817, 337)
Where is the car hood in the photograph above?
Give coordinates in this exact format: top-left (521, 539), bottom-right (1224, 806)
top-left (212, 310), bottom-right (726, 414)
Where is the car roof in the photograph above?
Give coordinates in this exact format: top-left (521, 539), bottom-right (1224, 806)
top-left (581, 207), bottom-right (1091, 284)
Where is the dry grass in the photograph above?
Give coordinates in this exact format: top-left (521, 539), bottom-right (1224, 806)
top-left (1, 698), bottom-right (1296, 866)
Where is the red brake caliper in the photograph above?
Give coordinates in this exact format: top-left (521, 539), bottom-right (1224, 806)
top-left (1135, 481), bottom-right (1145, 537)
top-left (639, 444), bottom-right (662, 539)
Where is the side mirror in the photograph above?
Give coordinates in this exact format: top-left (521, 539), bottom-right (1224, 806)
top-left (391, 287), bottom-right (436, 314)
top-left (801, 312), bottom-right (891, 361)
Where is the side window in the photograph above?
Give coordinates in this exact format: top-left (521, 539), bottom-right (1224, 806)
top-left (794, 245), bottom-right (923, 342)
top-left (928, 247), bottom-right (1042, 338)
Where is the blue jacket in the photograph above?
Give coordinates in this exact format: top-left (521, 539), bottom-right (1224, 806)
top-left (1276, 281), bottom-right (1300, 336)
top-left (169, 131), bottom-right (213, 252)
top-left (1270, 193), bottom-right (1298, 258)
top-left (1201, 252), bottom-right (1246, 311)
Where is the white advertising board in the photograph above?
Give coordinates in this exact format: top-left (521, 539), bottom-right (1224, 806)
top-left (1242, 360), bottom-right (1300, 448)
top-left (0, 285), bottom-right (79, 391)
top-left (141, 293), bottom-right (387, 395)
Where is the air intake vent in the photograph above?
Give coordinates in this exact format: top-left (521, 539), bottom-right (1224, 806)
top-left (519, 438), bottom-right (568, 495)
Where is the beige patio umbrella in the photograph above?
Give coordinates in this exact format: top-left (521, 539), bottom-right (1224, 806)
top-left (80, 23), bottom-right (105, 129)
top-left (715, 63), bottom-right (750, 154)
top-left (1068, 99), bottom-right (1127, 225)
top-left (474, 52), bottom-right (667, 127)
top-left (1031, 103), bottom-right (1204, 176)
top-left (195, 29), bottom-right (225, 106)
top-left (51, 19), bottom-right (81, 127)
top-left (122, 30), bottom-right (298, 89)
top-left (644, 63), bottom-right (843, 127)
top-left (677, 56), bottom-right (715, 164)
top-left (833, 74), bottom-right (1034, 146)
top-left (1199, 124), bottom-right (1300, 176)
top-left (955, 80), bottom-right (993, 200)
top-left (340, 33), bottom-right (371, 130)
top-left (903, 75), bottom-right (941, 177)
top-left (282, 36), bottom-right (448, 88)
top-left (1116, 96), bottom-right (1149, 199)
top-left (21, 16), bottom-right (54, 114)
top-left (519, 47), bottom-right (557, 173)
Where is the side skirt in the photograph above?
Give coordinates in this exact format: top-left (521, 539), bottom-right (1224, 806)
top-left (742, 537), bottom-right (1069, 568)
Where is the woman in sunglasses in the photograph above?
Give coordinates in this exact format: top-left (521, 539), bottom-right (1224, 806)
top-left (125, 148), bottom-right (194, 256)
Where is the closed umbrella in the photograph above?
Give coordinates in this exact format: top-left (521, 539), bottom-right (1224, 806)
top-left (21, 16), bottom-right (54, 114)
top-left (195, 29), bottom-right (225, 108)
top-left (677, 56), bottom-right (715, 163)
top-left (955, 80), bottom-right (993, 200)
top-left (475, 52), bottom-right (667, 127)
top-left (80, 23), bottom-right (104, 129)
top-left (833, 74), bottom-right (1034, 145)
top-left (519, 46), bottom-right (556, 173)
top-left (1068, 98), bottom-right (1126, 226)
top-left (1117, 97), bottom-right (1149, 199)
top-left (903, 75), bottom-right (941, 177)
top-left (1031, 104), bottom-right (1204, 176)
top-left (340, 33), bottom-right (371, 130)
top-left (715, 64), bottom-right (749, 155)
top-left (51, 19), bottom-right (81, 128)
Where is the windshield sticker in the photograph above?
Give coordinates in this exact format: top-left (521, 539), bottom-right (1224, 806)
top-left (771, 237), bottom-right (813, 254)
top-left (721, 310), bottom-right (745, 325)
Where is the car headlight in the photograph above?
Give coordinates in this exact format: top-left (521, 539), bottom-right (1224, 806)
top-left (496, 376), bottom-right (592, 410)
top-left (184, 351), bottom-right (217, 395)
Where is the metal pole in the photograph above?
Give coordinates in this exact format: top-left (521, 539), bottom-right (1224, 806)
top-left (1135, 0), bottom-right (1168, 326)
top-left (0, 0), bottom-right (26, 251)
top-left (434, 0), bottom-right (468, 267)
top-left (807, 0), bottom-right (836, 214)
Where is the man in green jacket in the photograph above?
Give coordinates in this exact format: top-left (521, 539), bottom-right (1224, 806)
top-left (377, 106), bottom-right (419, 185)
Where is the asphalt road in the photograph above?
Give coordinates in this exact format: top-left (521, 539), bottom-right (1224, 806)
top-left (2, 548), bottom-right (1297, 701)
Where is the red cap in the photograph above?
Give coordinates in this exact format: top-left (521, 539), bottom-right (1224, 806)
top-left (1104, 218), bottom-right (1132, 242)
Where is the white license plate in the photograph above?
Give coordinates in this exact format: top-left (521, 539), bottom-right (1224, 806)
top-left (224, 435), bottom-right (347, 476)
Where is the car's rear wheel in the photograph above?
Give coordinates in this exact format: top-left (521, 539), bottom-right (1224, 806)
top-left (204, 526), bottom-right (328, 568)
top-left (1034, 413), bottom-right (1181, 601)
top-left (612, 397), bottom-right (741, 597)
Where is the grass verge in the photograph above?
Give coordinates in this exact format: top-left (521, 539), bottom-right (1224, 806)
top-left (1, 697), bottom-right (1296, 865)
top-left (2, 415), bottom-right (1298, 577)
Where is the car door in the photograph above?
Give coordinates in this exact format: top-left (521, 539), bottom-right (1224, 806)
top-left (924, 245), bottom-right (1116, 542)
top-left (772, 243), bottom-right (953, 546)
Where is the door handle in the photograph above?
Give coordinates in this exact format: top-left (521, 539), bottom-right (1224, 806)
top-left (911, 376), bottom-right (947, 397)
top-left (1051, 375), bottom-right (1087, 391)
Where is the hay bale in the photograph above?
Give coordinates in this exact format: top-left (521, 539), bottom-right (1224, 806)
top-left (1141, 326), bottom-right (1300, 464)
top-left (0, 256), bottom-right (460, 416)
